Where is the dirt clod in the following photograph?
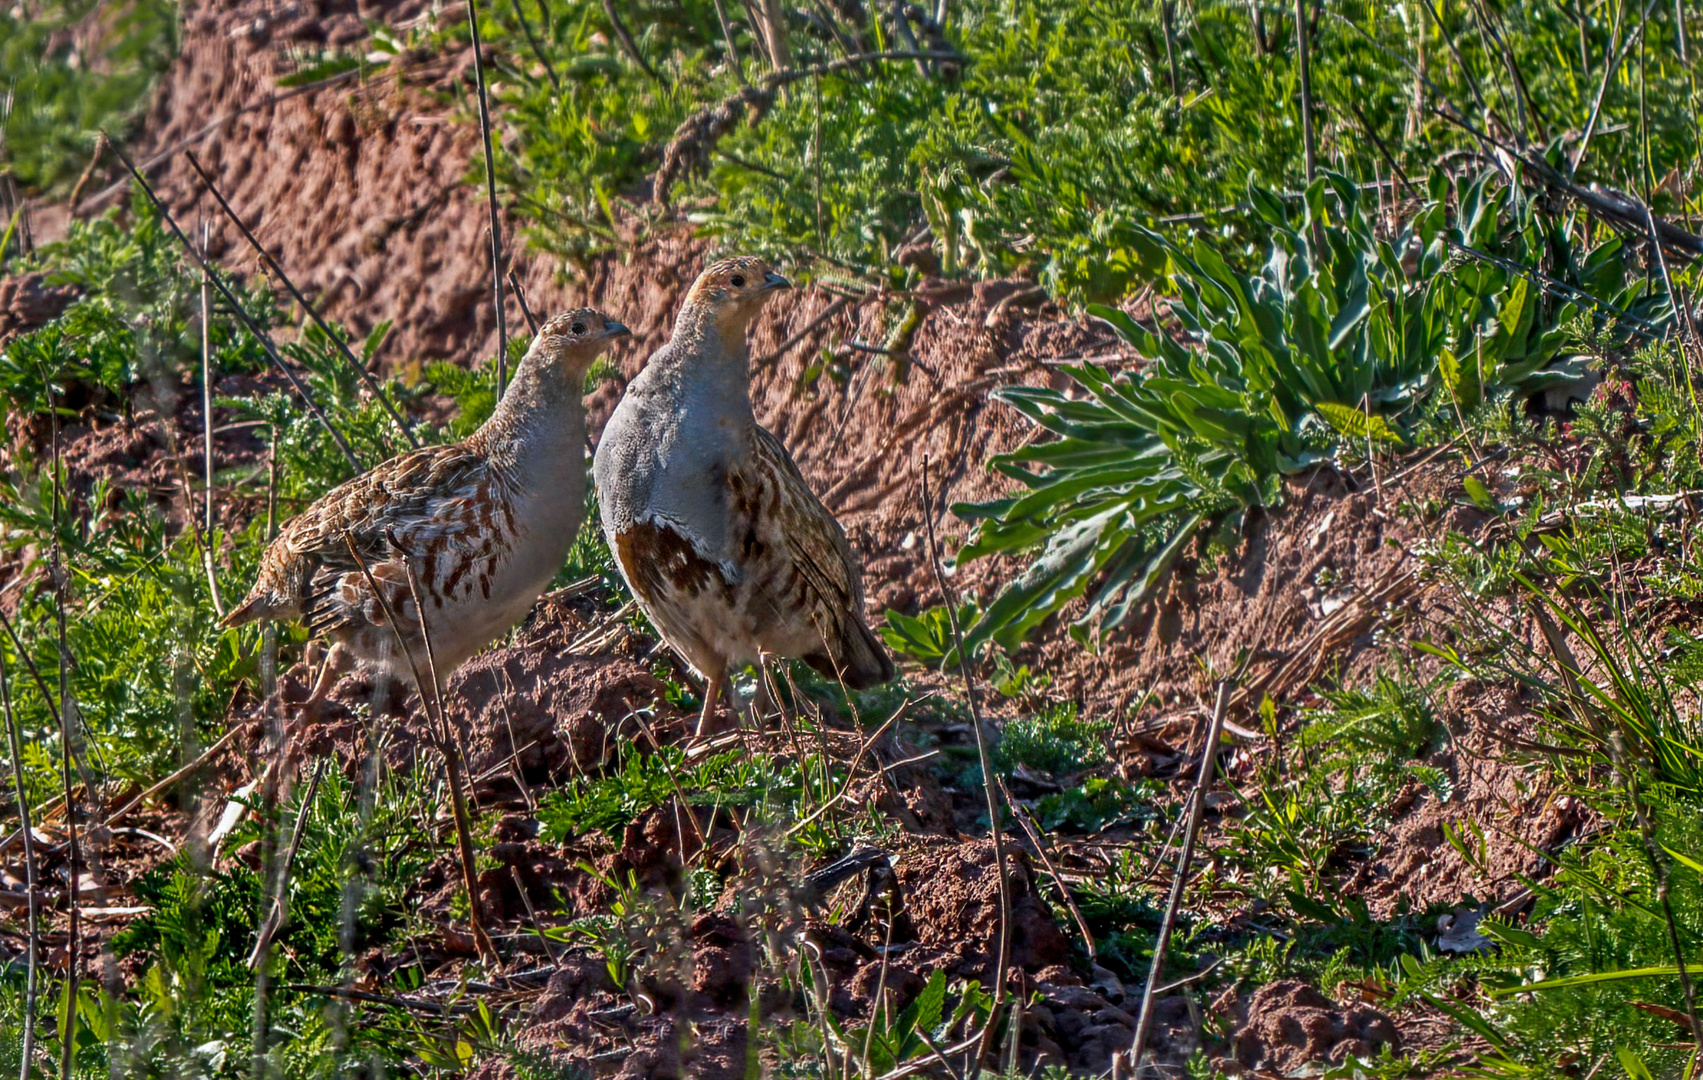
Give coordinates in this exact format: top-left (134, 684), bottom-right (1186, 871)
top-left (897, 838), bottom-right (1072, 980)
top-left (1232, 979), bottom-right (1402, 1072)
top-left (0, 272), bottom-right (80, 347)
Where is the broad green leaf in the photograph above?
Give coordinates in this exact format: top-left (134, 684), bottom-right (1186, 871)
top-left (1315, 401), bottom-right (1405, 446)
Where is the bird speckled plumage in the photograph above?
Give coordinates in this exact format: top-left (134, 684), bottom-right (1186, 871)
top-left (225, 308), bottom-right (629, 711)
top-left (593, 257), bottom-right (894, 734)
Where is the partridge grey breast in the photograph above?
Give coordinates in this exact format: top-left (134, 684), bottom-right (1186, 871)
top-left (223, 309), bottom-right (629, 711)
top-left (594, 257), bottom-right (894, 731)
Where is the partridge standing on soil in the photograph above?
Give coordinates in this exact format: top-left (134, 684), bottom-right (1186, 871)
top-left (593, 257), bottom-right (895, 735)
top-left (223, 309), bottom-right (630, 714)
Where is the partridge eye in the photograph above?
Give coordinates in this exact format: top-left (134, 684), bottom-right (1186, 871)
top-left (730, 274), bottom-right (746, 288)
top-left (572, 322), bottom-right (586, 334)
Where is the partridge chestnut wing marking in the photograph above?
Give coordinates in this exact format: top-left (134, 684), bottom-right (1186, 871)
top-left (610, 423), bottom-right (887, 687)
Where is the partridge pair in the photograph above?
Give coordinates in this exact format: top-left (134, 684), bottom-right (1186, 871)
top-left (229, 259), bottom-right (893, 731)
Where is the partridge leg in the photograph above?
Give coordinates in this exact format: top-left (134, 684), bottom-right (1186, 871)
top-left (298, 641), bottom-right (353, 728)
top-left (257, 642), bottom-right (352, 803)
top-left (694, 674), bottom-right (726, 739)
top-left (750, 658), bottom-right (779, 733)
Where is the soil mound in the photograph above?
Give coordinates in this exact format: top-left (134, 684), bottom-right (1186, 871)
top-left (0, 272), bottom-right (80, 346)
top-left (1232, 979), bottom-right (1402, 1072)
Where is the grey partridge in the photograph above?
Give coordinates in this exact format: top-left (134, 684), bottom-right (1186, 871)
top-left (224, 309), bottom-right (630, 713)
top-left (593, 257), bottom-right (894, 735)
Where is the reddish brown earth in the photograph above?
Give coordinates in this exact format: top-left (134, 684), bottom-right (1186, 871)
top-left (0, 1), bottom-right (1593, 1074)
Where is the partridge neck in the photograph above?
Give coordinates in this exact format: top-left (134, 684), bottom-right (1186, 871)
top-left (663, 304), bottom-right (756, 406)
top-left (473, 352), bottom-right (586, 471)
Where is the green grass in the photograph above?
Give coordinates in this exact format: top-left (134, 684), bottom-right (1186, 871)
top-left (455, 0), bottom-right (1703, 302)
top-left (8, 0), bottom-right (1703, 1075)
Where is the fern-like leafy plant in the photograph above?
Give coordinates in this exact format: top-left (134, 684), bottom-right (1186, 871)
top-left (954, 172), bottom-right (1665, 650)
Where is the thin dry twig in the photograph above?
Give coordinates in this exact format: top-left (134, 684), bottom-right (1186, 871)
top-left (278, 983), bottom-right (471, 1016)
top-left (388, 530), bottom-right (498, 963)
top-left (785, 704), bottom-right (907, 837)
top-left (1126, 676), bottom-right (1235, 1075)
top-left (757, 292), bottom-right (860, 367)
top-left (1329, 6), bottom-right (1703, 265)
top-left (1576, 0), bottom-right (1653, 172)
top-left (601, 0), bottom-right (664, 84)
top-left (709, 0), bottom-right (747, 87)
top-left (1, 649), bottom-right (41, 1080)
top-left (1294, 0), bottom-right (1318, 185)
top-left (512, 0), bottom-right (561, 90)
top-left (197, 222), bottom-right (227, 618)
top-left (506, 268), bottom-right (540, 335)
top-left (996, 775), bottom-right (1095, 963)
top-left (103, 725), bottom-right (244, 827)
top-left (624, 708), bottom-right (709, 851)
top-left (247, 760), bottom-right (327, 968)
top-left (184, 152), bottom-right (418, 449)
top-left (467, 0), bottom-right (511, 396)
top-left (918, 458), bottom-right (1010, 1047)
top-left (79, 67), bottom-right (366, 215)
top-left (47, 394), bottom-right (79, 1080)
top-left (336, 534), bottom-right (493, 963)
top-left (508, 866), bottom-right (560, 963)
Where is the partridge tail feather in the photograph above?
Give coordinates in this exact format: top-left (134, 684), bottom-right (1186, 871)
top-left (809, 614), bottom-right (897, 691)
top-left (219, 589), bottom-right (291, 630)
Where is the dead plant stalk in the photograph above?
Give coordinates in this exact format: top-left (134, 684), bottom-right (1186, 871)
top-left (467, 0), bottom-right (510, 396)
top-left (918, 458), bottom-right (1010, 1052)
top-left (49, 379), bottom-right (79, 1080)
top-left (1126, 677), bottom-right (1234, 1075)
top-left (340, 534), bottom-right (491, 961)
top-left (997, 775), bottom-right (1096, 963)
top-left (184, 151), bottom-right (418, 449)
top-left (389, 530), bottom-right (498, 963)
top-left (109, 138), bottom-right (364, 474)
top-left (198, 222), bottom-right (226, 617)
top-left (247, 761), bottom-right (328, 968)
top-left (1, 649), bottom-right (41, 1080)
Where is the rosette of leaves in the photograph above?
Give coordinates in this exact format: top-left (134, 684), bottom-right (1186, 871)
top-left (954, 172), bottom-right (1664, 651)
top-left (1432, 165), bottom-right (1667, 413)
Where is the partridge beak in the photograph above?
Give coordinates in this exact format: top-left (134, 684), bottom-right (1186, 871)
top-left (602, 320), bottom-right (631, 339)
top-left (760, 270), bottom-right (792, 292)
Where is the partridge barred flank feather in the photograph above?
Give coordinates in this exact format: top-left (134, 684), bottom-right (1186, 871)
top-left (224, 309), bottom-right (630, 715)
top-left (594, 256), bottom-right (895, 735)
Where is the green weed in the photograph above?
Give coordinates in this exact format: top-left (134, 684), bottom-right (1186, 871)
top-left (955, 171), bottom-right (1665, 649)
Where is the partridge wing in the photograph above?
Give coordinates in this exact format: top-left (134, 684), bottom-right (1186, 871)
top-left (746, 425), bottom-right (863, 614)
top-left (296, 446), bottom-right (491, 571)
top-left (227, 444), bottom-right (490, 630)
top-left (742, 426), bottom-right (892, 687)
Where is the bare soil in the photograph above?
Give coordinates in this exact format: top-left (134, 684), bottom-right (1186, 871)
top-left (0, 1), bottom-right (1593, 1074)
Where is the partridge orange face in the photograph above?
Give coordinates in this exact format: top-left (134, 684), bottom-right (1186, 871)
top-left (533, 307), bottom-right (630, 373)
top-left (684, 256), bottom-right (792, 312)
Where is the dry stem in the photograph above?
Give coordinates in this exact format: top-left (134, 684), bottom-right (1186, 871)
top-left (1126, 677), bottom-right (1234, 1074)
top-left (467, 0), bottom-right (511, 396)
top-left (917, 458), bottom-right (1009, 1051)
top-left (1, 649), bottom-right (41, 1080)
top-left (109, 138), bottom-right (364, 474)
top-left (197, 222), bottom-right (227, 617)
top-left (388, 531), bottom-right (498, 963)
top-left (247, 761), bottom-right (328, 968)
